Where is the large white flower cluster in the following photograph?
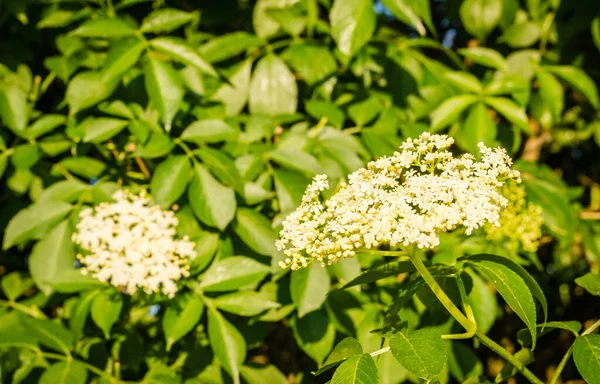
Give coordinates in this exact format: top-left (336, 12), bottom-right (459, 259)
top-left (276, 132), bottom-right (521, 270)
top-left (72, 190), bottom-right (195, 298)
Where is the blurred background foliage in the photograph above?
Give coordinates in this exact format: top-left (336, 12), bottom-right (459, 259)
top-left (0, 0), bottom-right (599, 383)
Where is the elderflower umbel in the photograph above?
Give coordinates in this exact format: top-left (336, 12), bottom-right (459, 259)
top-left (276, 132), bottom-right (521, 270)
top-left (72, 190), bottom-right (195, 298)
top-left (485, 181), bottom-right (543, 253)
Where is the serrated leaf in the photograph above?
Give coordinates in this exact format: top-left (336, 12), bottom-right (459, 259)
top-left (29, 220), bottom-right (100, 295)
top-left (207, 306), bottom-right (246, 384)
top-left (291, 262), bottom-right (330, 318)
top-left (39, 361), bottom-right (87, 384)
top-left (232, 208), bottom-right (278, 256)
top-left (163, 293), bottom-right (204, 351)
top-left (240, 364), bottom-right (288, 384)
top-left (144, 56), bottom-right (184, 132)
top-left (331, 354), bottom-right (378, 384)
top-left (545, 65), bottom-right (600, 108)
top-left (484, 96), bottom-right (530, 133)
top-left (150, 155), bottom-right (191, 208)
top-left (575, 273), bottom-right (600, 296)
top-left (181, 119), bottom-right (238, 144)
top-left (249, 54), bottom-right (297, 115)
top-left (344, 260), bottom-right (415, 288)
top-left (188, 163), bottom-right (236, 230)
top-left (517, 321), bottom-right (582, 347)
top-left (458, 47), bottom-right (506, 69)
top-left (459, 0), bottom-right (502, 41)
top-left (330, 0), bottom-right (376, 58)
top-left (390, 328), bottom-right (447, 381)
top-left (81, 117), bottom-right (128, 143)
top-left (315, 337), bottom-right (363, 376)
top-left (268, 147), bottom-right (323, 177)
top-left (91, 288), bottom-right (123, 339)
top-left (430, 94), bottom-right (477, 130)
top-left (573, 334), bottom-right (600, 384)
top-left (199, 256), bottom-right (269, 292)
top-left (470, 260), bottom-right (538, 348)
top-left (3, 200), bottom-right (72, 250)
top-left (140, 8), bottom-right (194, 34)
top-left (213, 291), bottom-right (280, 316)
top-left (72, 18), bottom-right (136, 38)
top-left (195, 147), bottom-right (245, 196)
top-left (150, 37), bottom-right (218, 77)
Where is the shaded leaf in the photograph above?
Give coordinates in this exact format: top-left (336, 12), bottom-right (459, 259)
top-left (291, 262), bottom-right (330, 318)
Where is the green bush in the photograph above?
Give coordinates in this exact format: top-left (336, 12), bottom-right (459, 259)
top-left (0, 0), bottom-right (599, 383)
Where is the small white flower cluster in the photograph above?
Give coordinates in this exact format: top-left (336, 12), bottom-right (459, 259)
top-left (276, 132), bottom-right (521, 270)
top-left (72, 190), bottom-right (195, 298)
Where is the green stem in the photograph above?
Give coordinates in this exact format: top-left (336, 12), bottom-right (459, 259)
top-left (548, 318), bottom-right (600, 384)
top-left (43, 352), bottom-right (120, 383)
top-left (0, 300), bottom-right (47, 319)
top-left (476, 331), bottom-right (543, 384)
top-left (407, 250), bottom-right (475, 332)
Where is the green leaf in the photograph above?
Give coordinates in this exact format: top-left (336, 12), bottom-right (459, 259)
top-left (163, 293), bottom-right (204, 351)
top-left (66, 71), bottom-right (119, 115)
top-left (445, 71), bottom-right (483, 93)
top-left (522, 177), bottom-right (573, 238)
top-left (199, 256), bottom-right (269, 292)
top-left (282, 44), bottom-right (338, 85)
top-left (249, 54), bottom-right (298, 115)
top-left (213, 291), bottom-right (280, 316)
top-left (69, 289), bottom-right (102, 340)
top-left (0, 79), bottom-right (28, 133)
top-left (344, 260), bottom-right (415, 288)
top-left (91, 288), bottom-right (123, 339)
top-left (188, 164), bottom-right (236, 230)
top-left (21, 316), bottom-right (73, 354)
top-left (315, 337), bottom-right (363, 376)
top-left (142, 364), bottom-right (181, 384)
top-left (381, 0), bottom-right (426, 35)
top-left (72, 18), bottom-right (136, 38)
top-left (240, 364), bottom-right (288, 384)
top-left (268, 147), bottom-right (323, 177)
top-left (458, 47), bottom-right (506, 69)
top-left (544, 65), bottom-right (600, 108)
top-left (102, 38), bottom-right (146, 82)
top-left (484, 96), bottom-right (529, 133)
top-left (517, 321), bottom-right (582, 348)
top-left (459, 0), bottom-right (502, 41)
top-left (290, 308), bottom-right (336, 365)
top-left (24, 114), bottom-right (66, 139)
top-left (81, 117), bottom-right (128, 143)
top-left (181, 119), bottom-right (238, 144)
top-left (330, 0), bottom-right (376, 58)
top-left (196, 147), bottom-right (244, 196)
top-left (1, 272), bottom-right (33, 301)
top-left (252, 0), bottom-right (288, 38)
top-left (448, 342), bottom-right (483, 382)
top-left (212, 59), bottom-right (252, 116)
top-left (29, 220), bottom-right (100, 295)
top-left (573, 334), bottom-right (600, 384)
top-left (305, 100), bottom-right (345, 128)
top-left (140, 8), bottom-right (194, 34)
top-left (144, 56), bottom-right (184, 132)
top-left (199, 32), bottom-right (265, 63)
top-left (149, 37), bottom-right (218, 77)
top-left (57, 157), bottom-right (106, 179)
top-left (331, 354), bottom-right (378, 384)
top-left (207, 306), bottom-right (247, 384)
top-left (466, 270), bottom-right (497, 334)
top-left (266, 3), bottom-right (307, 37)
top-left (536, 69), bottom-right (564, 120)
top-left (151, 155), bottom-right (191, 208)
top-left (232, 208), bottom-right (278, 256)
top-left (291, 262), bottom-right (330, 318)
top-left (11, 144), bottom-right (40, 170)
top-left (496, 348), bottom-right (534, 382)
top-left (348, 96), bottom-right (383, 126)
top-left (3, 200), bottom-right (72, 250)
top-left (460, 103), bottom-right (497, 152)
top-left (390, 328), bottom-right (447, 381)
top-left (575, 273), bottom-right (600, 296)
top-left (470, 260), bottom-right (538, 348)
top-left (39, 361), bottom-right (87, 384)
top-left (499, 22), bottom-right (541, 48)
top-left (430, 94), bottom-right (477, 130)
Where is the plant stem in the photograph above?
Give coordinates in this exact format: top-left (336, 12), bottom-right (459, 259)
top-left (407, 250), bottom-right (475, 332)
top-left (0, 300), bottom-right (47, 319)
top-left (548, 317), bottom-right (600, 384)
top-left (369, 346), bottom-right (390, 357)
top-left (475, 331), bottom-right (543, 384)
top-left (44, 352), bottom-right (120, 383)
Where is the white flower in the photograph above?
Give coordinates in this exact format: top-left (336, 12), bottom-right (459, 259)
top-left (72, 190), bottom-right (195, 298)
top-left (276, 132), bottom-right (521, 270)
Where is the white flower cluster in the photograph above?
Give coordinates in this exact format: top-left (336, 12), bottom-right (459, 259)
top-left (72, 190), bottom-right (195, 298)
top-left (276, 132), bottom-right (521, 270)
